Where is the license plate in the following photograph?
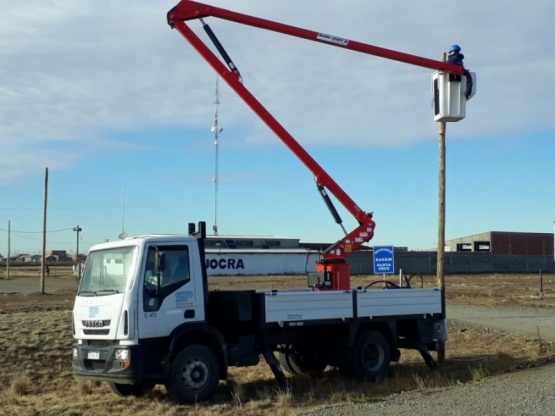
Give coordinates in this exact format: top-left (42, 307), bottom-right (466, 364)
top-left (87, 351), bottom-right (100, 360)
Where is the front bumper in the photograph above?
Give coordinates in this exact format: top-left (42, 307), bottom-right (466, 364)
top-left (72, 343), bottom-right (147, 384)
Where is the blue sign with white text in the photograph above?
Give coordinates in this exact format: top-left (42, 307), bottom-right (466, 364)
top-left (373, 245), bottom-right (395, 274)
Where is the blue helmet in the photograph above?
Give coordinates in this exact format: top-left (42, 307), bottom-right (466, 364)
top-left (449, 44), bottom-right (461, 53)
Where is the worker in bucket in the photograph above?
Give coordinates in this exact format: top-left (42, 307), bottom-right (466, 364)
top-left (447, 44), bottom-right (473, 100)
top-left (447, 44), bottom-right (465, 66)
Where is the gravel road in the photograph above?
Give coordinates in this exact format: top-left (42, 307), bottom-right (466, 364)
top-left (448, 304), bottom-right (555, 342)
top-left (300, 304), bottom-right (555, 416)
top-left (300, 364), bottom-right (555, 416)
top-left (0, 275), bottom-right (76, 294)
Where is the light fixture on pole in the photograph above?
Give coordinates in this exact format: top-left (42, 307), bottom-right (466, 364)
top-left (73, 225), bottom-right (83, 280)
top-left (73, 225), bottom-right (82, 260)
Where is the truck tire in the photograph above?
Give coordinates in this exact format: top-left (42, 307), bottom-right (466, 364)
top-left (278, 348), bottom-right (327, 376)
top-left (165, 345), bottom-right (220, 403)
top-left (108, 382), bottom-right (154, 397)
top-left (344, 330), bottom-right (391, 381)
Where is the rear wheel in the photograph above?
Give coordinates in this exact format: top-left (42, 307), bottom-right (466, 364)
top-left (344, 330), bottom-right (391, 381)
top-left (108, 382), bottom-right (154, 397)
top-left (165, 345), bottom-right (220, 404)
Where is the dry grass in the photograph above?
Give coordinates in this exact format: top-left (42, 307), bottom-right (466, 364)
top-left (442, 273), bottom-right (555, 308)
top-left (0, 270), bottom-right (554, 415)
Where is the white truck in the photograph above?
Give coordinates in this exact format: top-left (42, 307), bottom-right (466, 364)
top-left (72, 222), bottom-right (447, 403)
top-left (72, 1), bottom-right (468, 403)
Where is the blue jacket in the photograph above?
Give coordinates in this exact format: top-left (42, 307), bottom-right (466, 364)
top-left (447, 52), bottom-right (473, 98)
top-left (447, 52), bottom-right (465, 66)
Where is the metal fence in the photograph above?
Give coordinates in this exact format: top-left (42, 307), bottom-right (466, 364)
top-left (348, 251), bottom-right (555, 275)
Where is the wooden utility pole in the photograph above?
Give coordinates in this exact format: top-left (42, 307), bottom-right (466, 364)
top-left (436, 53), bottom-right (447, 365)
top-left (6, 220), bottom-right (10, 280)
top-left (437, 124), bottom-right (446, 287)
top-left (437, 53), bottom-right (447, 290)
top-left (40, 167), bottom-right (48, 294)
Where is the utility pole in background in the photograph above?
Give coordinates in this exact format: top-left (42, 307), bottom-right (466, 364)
top-left (436, 53), bottom-right (447, 365)
top-left (6, 220), bottom-right (10, 280)
top-left (40, 167), bottom-right (48, 294)
top-left (73, 225), bottom-right (82, 257)
top-left (73, 225), bottom-right (82, 276)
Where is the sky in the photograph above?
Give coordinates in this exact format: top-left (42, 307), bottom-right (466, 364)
top-left (1, 0), bottom-right (554, 256)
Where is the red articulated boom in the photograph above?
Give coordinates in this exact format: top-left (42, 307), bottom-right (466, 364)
top-left (167, 1), bottom-right (463, 291)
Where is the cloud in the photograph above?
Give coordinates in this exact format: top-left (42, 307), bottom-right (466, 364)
top-left (1, 0), bottom-right (554, 183)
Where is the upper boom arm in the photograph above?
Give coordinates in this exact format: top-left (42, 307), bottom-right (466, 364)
top-left (168, 0), bottom-right (464, 75)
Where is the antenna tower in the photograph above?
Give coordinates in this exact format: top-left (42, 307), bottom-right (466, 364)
top-left (211, 77), bottom-right (223, 235)
top-left (118, 179), bottom-right (128, 240)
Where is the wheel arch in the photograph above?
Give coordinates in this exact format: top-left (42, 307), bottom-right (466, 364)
top-left (168, 322), bottom-right (228, 380)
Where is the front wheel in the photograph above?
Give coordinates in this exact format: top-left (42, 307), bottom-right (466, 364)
top-left (165, 345), bottom-right (220, 404)
top-left (344, 330), bottom-right (391, 381)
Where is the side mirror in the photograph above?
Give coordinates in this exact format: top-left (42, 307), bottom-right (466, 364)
top-left (146, 249), bottom-right (166, 297)
top-left (155, 252), bottom-right (166, 274)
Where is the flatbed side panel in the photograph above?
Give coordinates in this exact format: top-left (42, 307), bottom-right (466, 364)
top-left (357, 289), bottom-right (442, 317)
top-left (262, 291), bottom-right (353, 323)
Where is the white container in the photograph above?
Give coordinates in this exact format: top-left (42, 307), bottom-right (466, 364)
top-left (432, 70), bottom-right (476, 122)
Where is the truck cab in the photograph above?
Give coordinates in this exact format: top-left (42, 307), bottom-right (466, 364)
top-left (72, 233), bottom-right (224, 400)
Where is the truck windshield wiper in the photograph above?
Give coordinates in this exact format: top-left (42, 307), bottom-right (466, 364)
top-left (78, 289), bottom-right (120, 297)
top-left (95, 289), bottom-right (120, 296)
top-left (78, 291), bottom-right (97, 297)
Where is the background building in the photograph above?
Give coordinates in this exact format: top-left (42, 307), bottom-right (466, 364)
top-left (445, 231), bottom-right (553, 255)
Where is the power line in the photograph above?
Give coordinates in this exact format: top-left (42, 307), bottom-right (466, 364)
top-left (0, 202), bottom-right (209, 211)
top-left (0, 227), bottom-right (74, 234)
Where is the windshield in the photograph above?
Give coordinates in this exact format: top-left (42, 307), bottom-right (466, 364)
top-left (78, 246), bottom-right (137, 296)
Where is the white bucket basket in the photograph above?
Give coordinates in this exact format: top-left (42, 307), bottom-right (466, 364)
top-left (432, 70), bottom-right (476, 122)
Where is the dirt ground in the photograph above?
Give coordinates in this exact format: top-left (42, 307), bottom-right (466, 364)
top-left (1, 268), bottom-right (554, 416)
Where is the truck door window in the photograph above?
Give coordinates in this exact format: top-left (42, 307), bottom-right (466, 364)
top-left (143, 245), bottom-right (190, 312)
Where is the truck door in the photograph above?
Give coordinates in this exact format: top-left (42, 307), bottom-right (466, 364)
top-left (139, 244), bottom-right (201, 338)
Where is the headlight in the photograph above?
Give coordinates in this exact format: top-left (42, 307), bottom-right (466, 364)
top-left (114, 349), bottom-right (129, 360)
top-left (73, 348), bottom-right (79, 359)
